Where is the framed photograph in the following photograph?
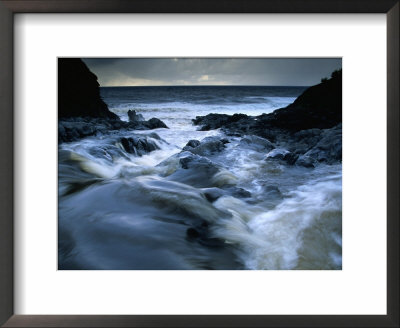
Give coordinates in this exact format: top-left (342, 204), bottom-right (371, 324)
top-left (0, 1), bottom-right (398, 327)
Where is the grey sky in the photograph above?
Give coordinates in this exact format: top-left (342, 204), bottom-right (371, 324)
top-left (83, 58), bottom-right (342, 87)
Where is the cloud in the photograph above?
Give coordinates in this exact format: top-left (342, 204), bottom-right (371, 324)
top-left (82, 58), bottom-right (342, 87)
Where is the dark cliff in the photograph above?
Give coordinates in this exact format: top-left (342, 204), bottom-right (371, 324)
top-left (193, 69), bottom-right (342, 134)
top-left (58, 58), bottom-right (119, 119)
top-left (264, 69), bottom-right (342, 131)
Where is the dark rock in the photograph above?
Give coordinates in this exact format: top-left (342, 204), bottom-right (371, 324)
top-left (58, 58), bottom-right (119, 120)
top-left (147, 132), bottom-right (162, 140)
top-left (119, 136), bottom-right (159, 156)
top-left (191, 69), bottom-right (342, 165)
top-left (203, 188), bottom-right (225, 202)
top-left (167, 153), bottom-right (223, 188)
top-left (185, 139), bottom-right (201, 148)
top-left (182, 136), bottom-right (227, 156)
top-left (239, 135), bottom-right (274, 152)
top-left (193, 113), bottom-right (250, 131)
top-left (127, 110), bottom-right (145, 122)
top-left (59, 117), bottom-right (168, 143)
top-left (263, 185), bottom-right (283, 199)
top-left (228, 187), bottom-right (252, 199)
top-left (274, 69), bottom-right (342, 131)
top-left (58, 120), bottom-right (99, 142)
top-left (203, 186), bottom-right (251, 201)
top-left (295, 155), bottom-right (316, 168)
top-left (303, 124), bottom-right (342, 164)
top-left (266, 149), bottom-right (298, 165)
top-left (145, 118), bottom-right (169, 129)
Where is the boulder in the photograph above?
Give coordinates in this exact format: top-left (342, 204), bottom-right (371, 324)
top-left (185, 139), bottom-right (201, 148)
top-left (303, 124), bottom-right (342, 164)
top-left (119, 136), bottom-right (159, 156)
top-left (167, 153), bottom-right (223, 188)
top-left (295, 155), bottom-right (316, 168)
top-left (239, 135), bottom-right (274, 152)
top-left (263, 185), bottom-right (283, 199)
top-left (266, 148), bottom-right (298, 165)
top-left (144, 118), bottom-right (169, 129)
top-left (203, 188), bottom-right (225, 202)
top-left (183, 136), bottom-right (227, 156)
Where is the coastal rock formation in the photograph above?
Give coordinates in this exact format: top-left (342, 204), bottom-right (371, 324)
top-left (127, 110), bottom-right (145, 122)
top-left (193, 69), bottom-right (342, 134)
top-left (58, 117), bottom-right (169, 143)
top-left (192, 70), bottom-right (342, 164)
top-left (146, 118), bottom-right (169, 129)
top-left (58, 59), bottom-right (170, 144)
top-left (58, 58), bottom-right (119, 119)
top-left (192, 113), bottom-right (249, 132)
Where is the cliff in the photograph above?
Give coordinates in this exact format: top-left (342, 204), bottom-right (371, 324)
top-left (58, 58), bottom-right (119, 119)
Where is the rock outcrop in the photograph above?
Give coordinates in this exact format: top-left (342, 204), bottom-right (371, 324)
top-left (59, 117), bottom-right (169, 143)
top-left (58, 59), bottom-right (169, 143)
top-left (192, 69), bottom-right (342, 164)
top-left (58, 58), bottom-right (119, 119)
top-left (193, 69), bottom-right (342, 134)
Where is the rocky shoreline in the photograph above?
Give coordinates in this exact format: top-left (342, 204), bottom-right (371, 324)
top-left (58, 59), bottom-right (169, 143)
top-left (58, 115), bottom-right (168, 143)
top-left (57, 61), bottom-right (342, 270)
top-left (191, 70), bottom-right (342, 166)
top-left (58, 59), bottom-right (341, 166)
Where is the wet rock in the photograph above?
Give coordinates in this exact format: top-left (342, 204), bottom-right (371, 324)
top-left (185, 139), bottom-right (201, 148)
top-left (59, 116), bottom-right (169, 143)
top-left (119, 136), bottom-right (159, 156)
top-left (266, 148), bottom-right (298, 165)
top-left (227, 187), bottom-right (252, 199)
top-left (167, 153), bottom-right (223, 188)
top-left (203, 188), bottom-right (225, 202)
top-left (202, 186), bottom-right (251, 202)
top-left (303, 124), bottom-right (342, 164)
top-left (191, 70), bottom-right (342, 165)
top-left (295, 155), bottom-right (316, 168)
top-left (145, 117), bottom-right (169, 129)
top-left (263, 185), bottom-right (283, 199)
top-left (193, 113), bottom-right (250, 131)
top-left (58, 120), bottom-right (99, 142)
top-left (127, 110), bottom-right (145, 122)
top-left (183, 136), bottom-right (227, 156)
top-left (239, 135), bottom-right (274, 152)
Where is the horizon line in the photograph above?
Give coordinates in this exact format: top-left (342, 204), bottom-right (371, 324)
top-left (99, 84), bottom-right (311, 88)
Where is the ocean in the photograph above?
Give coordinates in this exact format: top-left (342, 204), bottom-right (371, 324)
top-left (58, 86), bottom-right (342, 270)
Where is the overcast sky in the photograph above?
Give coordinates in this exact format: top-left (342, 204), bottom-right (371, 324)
top-left (82, 58), bottom-right (342, 87)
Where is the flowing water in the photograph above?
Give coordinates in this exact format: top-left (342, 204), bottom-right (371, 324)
top-left (58, 86), bottom-right (342, 270)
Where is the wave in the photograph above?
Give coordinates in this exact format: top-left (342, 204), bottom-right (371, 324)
top-left (212, 175), bottom-right (342, 270)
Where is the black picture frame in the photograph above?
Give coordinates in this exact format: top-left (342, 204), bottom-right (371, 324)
top-left (0, 1), bottom-right (398, 327)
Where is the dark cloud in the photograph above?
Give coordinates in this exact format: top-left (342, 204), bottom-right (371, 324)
top-left (82, 58), bottom-right (342, 87)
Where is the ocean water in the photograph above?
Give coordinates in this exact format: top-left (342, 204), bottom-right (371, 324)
top-left (58, 86), bottom-right (342, 270)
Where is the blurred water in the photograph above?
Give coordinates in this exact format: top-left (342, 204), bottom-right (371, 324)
top-left (58, 86), bottom-right (341, 270)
